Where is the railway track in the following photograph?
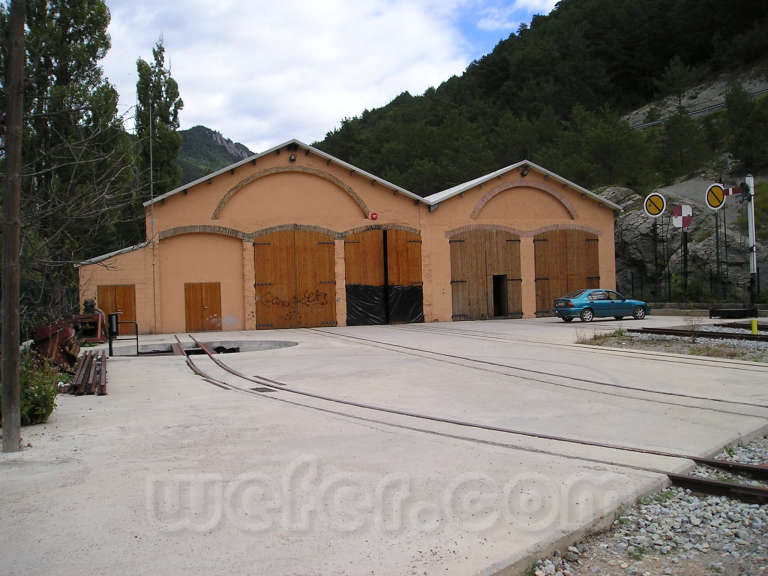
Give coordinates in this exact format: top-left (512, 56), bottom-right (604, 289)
top-left (177, 334), bottom-right (768, 504)
top-left (628, 326), bottom-right (768, 342)
top-left (393, 323), bottom-right (768, 373)
top-left (308, 328), bottom-right (768, 415)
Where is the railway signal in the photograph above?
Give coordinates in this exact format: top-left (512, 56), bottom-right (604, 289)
top-left (745, 174), bottom-right (758, 304)
top-left (643, 192), bottom-right (666, 218)
top-left (705, 183), bottom-right (726, 210)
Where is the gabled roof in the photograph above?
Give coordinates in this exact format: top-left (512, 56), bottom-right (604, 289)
top-left (143, 138), bottom-right (620, 212)
top-left (423, 160), bottom-right (622, 211)
top-left (144, 138), bottom-right (425, 207)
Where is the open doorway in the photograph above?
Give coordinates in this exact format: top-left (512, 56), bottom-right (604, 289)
top-left (492, 275), bottom-right (507, 317)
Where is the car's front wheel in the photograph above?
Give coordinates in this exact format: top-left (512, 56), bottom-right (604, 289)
top-left (562, 317), bottom-right (573, 322)
top-left (632, 306), bottom-right (646, 320)
top-left (614, 316), bottom-right (623, 320)
top-left (580, 308), bottom-right (594, 322)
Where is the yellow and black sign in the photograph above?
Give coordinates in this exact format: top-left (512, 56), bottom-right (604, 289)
top-left (643, 192), bottom-right (666, 218)
top-left (705, 183), bottom-right (726, 211)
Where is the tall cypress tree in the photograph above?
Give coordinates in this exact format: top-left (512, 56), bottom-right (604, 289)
top-left (135, 40), bottom-right (184, 203)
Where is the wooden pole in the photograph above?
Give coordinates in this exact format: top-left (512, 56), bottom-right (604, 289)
top-left (2, 0), bottom-right (25, 452)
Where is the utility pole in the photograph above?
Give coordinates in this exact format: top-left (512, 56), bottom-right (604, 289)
top-left (745, 174), bottom-right (758, 304)
top-left (2, 0), bottom-right (25, 453)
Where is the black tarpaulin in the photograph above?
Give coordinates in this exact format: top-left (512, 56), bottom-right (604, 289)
top-left (388, 285), bottom-right (424, 324)
top-left (345, 285), bottom-right (387, 325)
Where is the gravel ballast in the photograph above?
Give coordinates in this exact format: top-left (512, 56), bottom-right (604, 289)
top-left (530, 435), bottom-right (768, 576)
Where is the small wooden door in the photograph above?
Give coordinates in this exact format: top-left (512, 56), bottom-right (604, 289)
top-left (97, 284), bottom-right (136, 334)
top-left (184, 282), bottom-right (222, 332)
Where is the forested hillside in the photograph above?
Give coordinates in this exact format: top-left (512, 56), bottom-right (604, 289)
top-left (315, 0), bottom-right (768, 195)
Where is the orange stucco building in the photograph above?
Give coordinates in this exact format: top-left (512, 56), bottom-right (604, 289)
top-left (77, 139), bottom-right (620, 334)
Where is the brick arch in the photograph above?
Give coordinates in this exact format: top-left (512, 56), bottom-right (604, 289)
top-left (212, 166), bottom-right (370, 220)
top-left (159, 225), bottom-right (250, 241)
top-left (342, 224), bottom-right (421, 237)
top-left (471, 182), bottom-right (577, 220)
top-left (445, 223), bottom-right (600, 238)
top-left (445, 224), bottom-right (527, 238)
top-left (250, 224), bottom-right (340, 240)
top-left (529, 223), bottom-right (601, 237)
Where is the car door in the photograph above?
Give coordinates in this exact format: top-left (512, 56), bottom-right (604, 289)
top-left (609, 291), bottom-right (632, 315)
top-left (588, 290), bottom-right (609, 317)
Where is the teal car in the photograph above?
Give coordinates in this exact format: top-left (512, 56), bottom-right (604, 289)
top-left (553, 289), bottom-right (649, 322)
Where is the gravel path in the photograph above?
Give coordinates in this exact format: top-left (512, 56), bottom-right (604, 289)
top-left (586, 330), bottom-right (768, 363)
top-left (529, 435), bottom-right (768, 576)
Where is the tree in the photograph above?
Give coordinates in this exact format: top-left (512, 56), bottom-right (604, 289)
top-left (725, 83), bottom-right (768, 171)
top-left (135, 40), bottom-right (184, 202)
top-left (657, 108), bottom-right (706, 179)
top-left (654, 56), bottom-right (699, 107)
top-left (0, 0), bottom-right (135, 337)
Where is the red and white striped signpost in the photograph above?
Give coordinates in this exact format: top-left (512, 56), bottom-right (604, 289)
top-left (672, 205), bottom-right (692, 295)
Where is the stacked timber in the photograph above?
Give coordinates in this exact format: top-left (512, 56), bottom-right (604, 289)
top-left (67, 351), bottom-right (107, 395)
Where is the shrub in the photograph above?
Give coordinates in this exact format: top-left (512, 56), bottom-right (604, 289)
top-left (0, 351), bottom-right (58, 426)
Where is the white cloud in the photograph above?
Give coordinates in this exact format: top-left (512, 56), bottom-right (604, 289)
top-left (475, 0), bottom-right (557, 31)
top-left (102, 0), bottom-right (474, 152)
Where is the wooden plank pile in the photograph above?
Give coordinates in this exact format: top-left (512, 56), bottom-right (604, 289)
top-left (67, 350), bottom-right (107, 395)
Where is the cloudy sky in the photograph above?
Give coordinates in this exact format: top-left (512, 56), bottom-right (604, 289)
top-left (102, 0), bottom-right (557, 152)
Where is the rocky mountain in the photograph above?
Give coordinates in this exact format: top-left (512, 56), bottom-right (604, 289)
top-left (176, 125), bottom-right (253, 185)
top-left (601, 178), bottom-right (766, 303)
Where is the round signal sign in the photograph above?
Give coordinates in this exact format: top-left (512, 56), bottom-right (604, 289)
top-left (643, 192), bottom-right (666, 218)
top-left (705, 183), bottom-right (726, 211)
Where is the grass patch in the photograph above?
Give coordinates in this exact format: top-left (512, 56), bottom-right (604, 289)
top-left (576, 329), bottom-right (628, 345)
top-left (688, 343), bottom-right (744, 358)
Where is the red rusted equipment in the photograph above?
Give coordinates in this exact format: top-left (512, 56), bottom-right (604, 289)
top-left (33, 321), bottom-right (79, 368)
top-left (72, 313), bottom-right (106, 343)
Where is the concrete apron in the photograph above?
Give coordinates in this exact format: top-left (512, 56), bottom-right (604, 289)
top-left (2, 317), bottom-right (767, 576)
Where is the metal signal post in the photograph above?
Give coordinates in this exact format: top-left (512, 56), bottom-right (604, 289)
top-left (745, 174), bottom-right (758, 303)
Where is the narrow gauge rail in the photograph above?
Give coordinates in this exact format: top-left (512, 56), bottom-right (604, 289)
top-left (178, 334), bottom-right (768, 504)
top-left (715, 322), bottom-right (767, 332)
top-left (393, 324), bottom-right (768, 373)
top-left (629, 327), bottom-right (768, 342)
top-left (309, 329), bottom-right (768, 413)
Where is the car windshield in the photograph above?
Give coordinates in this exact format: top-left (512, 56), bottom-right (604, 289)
top-left (564, 290), bottom-right (586, 298)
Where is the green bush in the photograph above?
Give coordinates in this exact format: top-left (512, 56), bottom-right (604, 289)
top-left (0, 351), bottom-right (58, 427)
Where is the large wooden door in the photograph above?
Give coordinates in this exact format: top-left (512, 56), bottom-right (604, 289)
top-left (385, 230), bottom-right (423, 324)
top-left (253, 229), bottom-right (336, 329)
top-left (449, 230), bottom-right (521, 321)
top-left (184, 282), bottom-right (222, 332)
top-left (535, 230), bottom-right (599, 313)
top-left (344, 229), bottom-right (423, 325)
top-left (97, 284), bottom-right (136, 334)
top-left (345, 230), bottom-right (386, 325)
top-left (485, 230), bottom-right (522, 317)
top-left (295, 231), bottom-right (336, 327)
top-left (254, 230), bottom-right (298, 329)
top-left (585, 235), bottom-right (600, 288)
